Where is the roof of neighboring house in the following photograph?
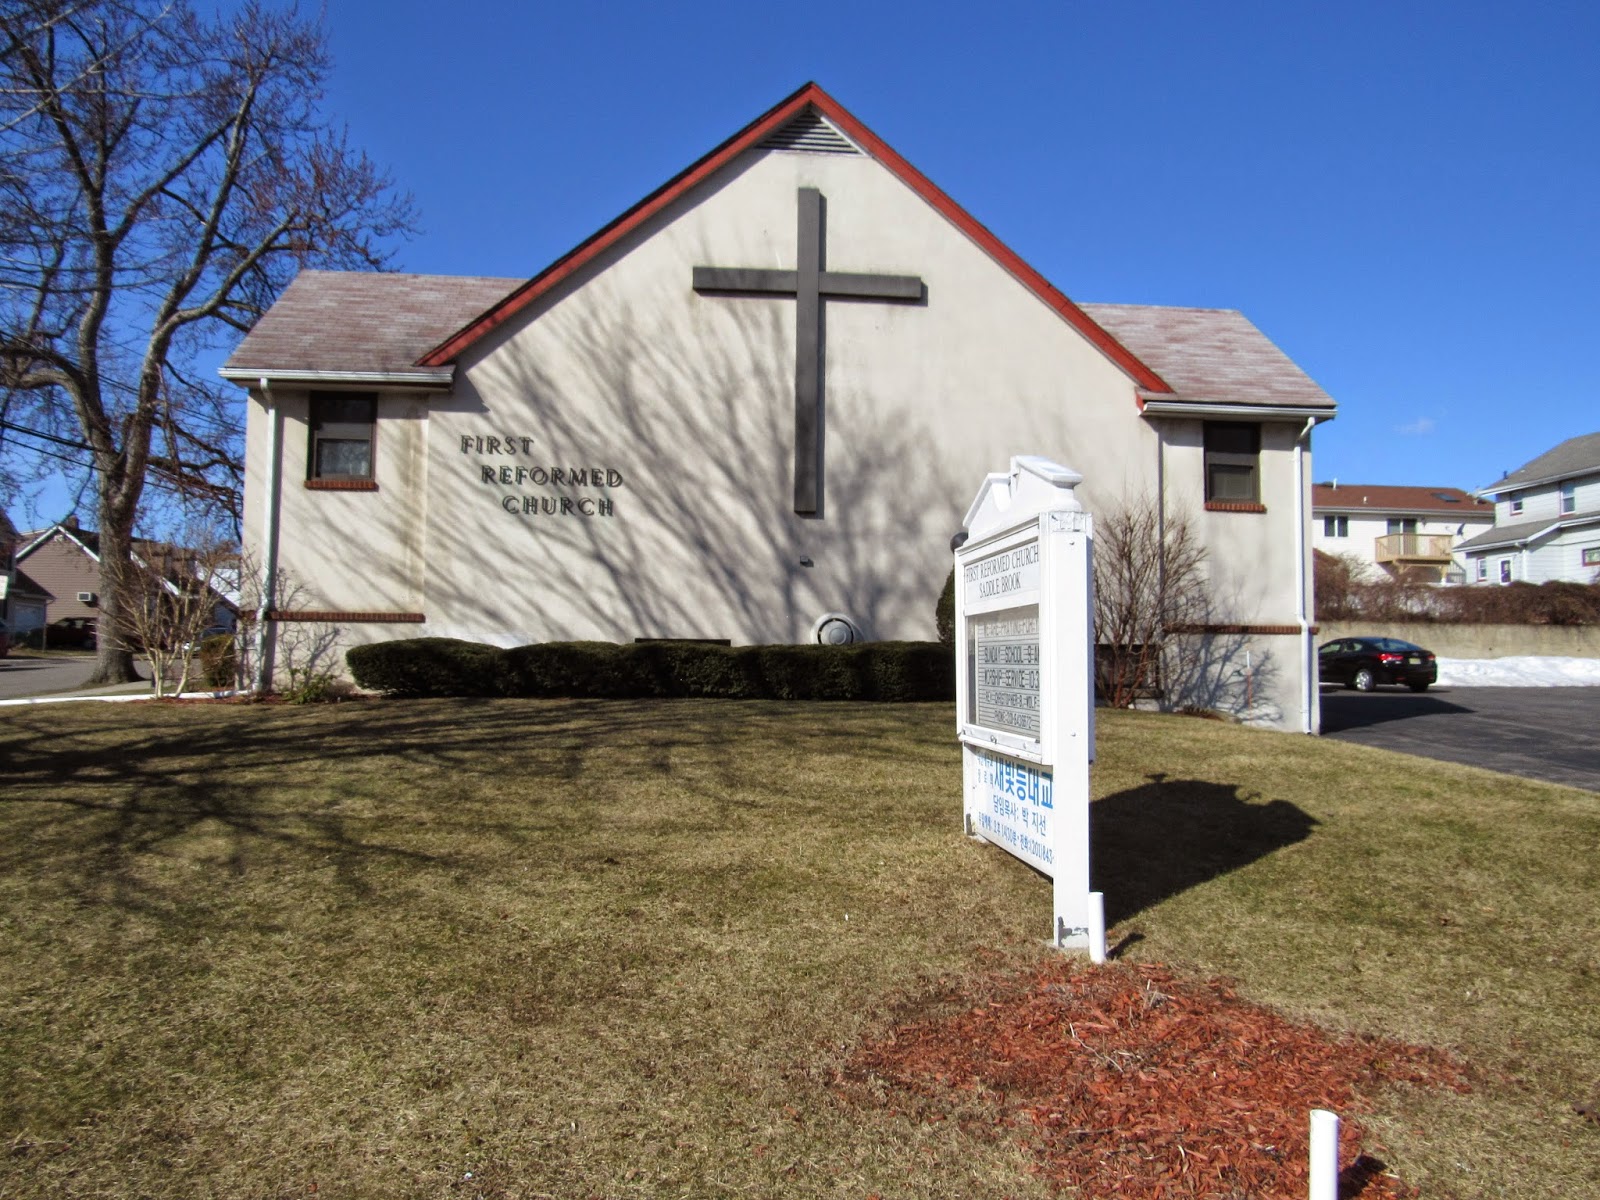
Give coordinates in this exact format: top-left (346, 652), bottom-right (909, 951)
top-left (223, 271), bottom-right (521, 379)
top-left (10, 566), bottom-right (50, 599)
top-left (1456, 511), bottom-right (1600, 553)
top-left (1480, 431), bottom-right (1600, 496)
top-left (17, 521), bottom-right (99, 561)
top-left (1080, 304), bottom-right (1336, 413)
top-left (0, 509), bottom-right (17, 549)
top-left (1310, 484), bottom-right (1492, 516)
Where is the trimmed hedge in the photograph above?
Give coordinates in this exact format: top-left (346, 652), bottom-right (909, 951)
top-left (347, 637), bottom-right (955, 702)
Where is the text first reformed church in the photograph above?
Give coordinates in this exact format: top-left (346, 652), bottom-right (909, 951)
top-left (228, 83), bottom-right (1337, 732)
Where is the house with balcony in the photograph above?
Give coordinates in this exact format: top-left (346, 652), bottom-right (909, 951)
top-left (1311, 483), bottom-right (1493, 583)
top-left (1458, 431), bottom-right (1600, 584)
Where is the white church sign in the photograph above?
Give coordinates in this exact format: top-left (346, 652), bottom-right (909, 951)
top-left (956, 455), bottom-right (1095, 949)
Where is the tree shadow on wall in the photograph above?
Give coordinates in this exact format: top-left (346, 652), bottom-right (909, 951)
top-left (1090, 773), bottom-right (1318, 926)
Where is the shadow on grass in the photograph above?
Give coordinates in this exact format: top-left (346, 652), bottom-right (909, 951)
top-left (0, 697), bottom-right (955, 926)
top-left (1091, 773), bottom-right (1318, 926)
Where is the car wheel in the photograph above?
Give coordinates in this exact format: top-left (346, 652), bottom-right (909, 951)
top-left (1407, 680), bottom-right (1430, 693)
top-left (1351, 667), bottom-right (1376, 692)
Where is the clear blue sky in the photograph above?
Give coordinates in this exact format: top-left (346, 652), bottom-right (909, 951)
top-left (313, 0), bottom-right (1595, 493)
top-left (10, 0), bottom-right (1598, 528)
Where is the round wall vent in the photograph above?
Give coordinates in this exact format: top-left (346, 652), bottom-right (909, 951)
top-left (810, 612), bottom-right (861, 645)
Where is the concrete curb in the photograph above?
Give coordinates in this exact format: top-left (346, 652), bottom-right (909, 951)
top-left (0, 688), bottom-right (242, 708)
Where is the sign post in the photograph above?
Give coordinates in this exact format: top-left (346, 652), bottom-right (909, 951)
top-left (956, 455), bottom-right (1095, 949)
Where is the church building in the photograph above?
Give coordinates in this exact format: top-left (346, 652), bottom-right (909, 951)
top-left (228, 83), bottom-right (1336, 731)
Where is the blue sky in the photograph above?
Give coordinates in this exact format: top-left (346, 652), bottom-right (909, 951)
top-left (10, 0), bottom-right (1599, 526)
top-left (316, 0), bottom-right (1597, 492)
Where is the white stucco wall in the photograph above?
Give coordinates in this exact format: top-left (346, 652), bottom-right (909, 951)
top-left (241, 143), bottom-right (1320, 728)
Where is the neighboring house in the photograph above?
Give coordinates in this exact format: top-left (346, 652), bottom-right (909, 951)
top-left (0, 508), bottom-right (15, 624)
top-left (226, 82), bottom-right (1339, 732)
top-left (15, 516), bottom-right (238, 633)
top-left (15, 517), bottom-right (103, 626)
top-left (2, 509), bottom-right (52, 634)
top-left (1311, 484), bottom-right (1493, 583)
top-left (1459, 431), bottom-right (1600, 584)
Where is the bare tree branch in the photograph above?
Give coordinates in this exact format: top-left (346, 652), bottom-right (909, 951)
top-left (0, 0), bottom-right (415, 683)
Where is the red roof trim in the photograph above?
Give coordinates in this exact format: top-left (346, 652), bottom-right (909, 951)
top-left (418, 83), bottom-right (1173, 394)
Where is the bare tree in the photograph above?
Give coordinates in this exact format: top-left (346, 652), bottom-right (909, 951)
top-left (109, 523), bottom-right (233, 697)
top-left (0, 0), bottom-right (413, 683)
top-left (1092, 495), bottom-right (1208, 709)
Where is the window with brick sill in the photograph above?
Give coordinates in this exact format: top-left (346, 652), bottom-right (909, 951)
top-left (1203, 421), bottom-right (1260, 510)
top-left (307, 392), bottom-right (377, 487)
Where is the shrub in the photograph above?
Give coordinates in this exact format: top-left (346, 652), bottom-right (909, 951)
top-left (347, 638), bottom-right (506, 698)
top-left (1314, 574), bottom-right (1600, 626)
top-left (348, 638), bottom-right (955, 702)
top-left (198, 633), bottom-right (237, 689)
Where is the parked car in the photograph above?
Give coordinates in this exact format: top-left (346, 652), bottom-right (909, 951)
top-left (44, 616), bottom-right (98, 649)
top-left (1318, 636), bottom-right (1438, 693)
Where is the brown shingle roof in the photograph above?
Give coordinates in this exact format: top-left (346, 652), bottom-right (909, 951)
top-left (1079, 304), bottom-right (1336, 411)
top-left (223, 271), bottom-right (521, 376)
top-left (1311, 485), bottom-right (1492, 516)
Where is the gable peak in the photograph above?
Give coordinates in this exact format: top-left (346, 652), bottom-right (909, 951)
top-left (759, 108), bottom-right (861, 155)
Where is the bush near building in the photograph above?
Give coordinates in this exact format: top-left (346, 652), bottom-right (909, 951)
top-left (347, 638), bottom-right (955, 702)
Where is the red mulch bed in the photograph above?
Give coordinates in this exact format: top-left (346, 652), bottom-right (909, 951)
top-left (840, 959), bottom-right (1468, 1199)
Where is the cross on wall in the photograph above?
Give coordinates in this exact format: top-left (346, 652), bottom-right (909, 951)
top-left (692, 187), bottom-right (925, 516)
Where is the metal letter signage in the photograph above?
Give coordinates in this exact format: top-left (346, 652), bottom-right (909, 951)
top-left (955, 456), bottom-right (1095, 950)
top-left (692, 187), bottom-right (923, 516)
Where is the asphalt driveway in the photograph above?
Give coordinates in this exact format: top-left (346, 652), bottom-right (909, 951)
top-left (1320, 685), bottom-right (1600, 793)
top-left (0, 653), bottom-right (150, 701)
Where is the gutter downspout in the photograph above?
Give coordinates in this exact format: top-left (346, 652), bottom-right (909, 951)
top-left (1294, 417), bottom-right (1315, 734)
top-left (254, 379), bottom-right (282, 694)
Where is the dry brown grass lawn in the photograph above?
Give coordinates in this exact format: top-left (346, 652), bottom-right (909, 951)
top-left (0, 698), bottom-right (1596, 1198)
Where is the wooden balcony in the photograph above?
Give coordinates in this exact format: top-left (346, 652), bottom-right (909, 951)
top-left (1374, 533), bottom-right (1454, 564)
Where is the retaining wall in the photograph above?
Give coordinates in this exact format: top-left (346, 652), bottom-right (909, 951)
top-left (1317, 621), bottom-right (1600, 660)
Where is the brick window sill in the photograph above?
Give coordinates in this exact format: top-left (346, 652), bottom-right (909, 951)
top-left (305, 479), bottom-right (378, 491)
top-left (267, 610), bottom-right (424, 623)
top-left (1205, 500), bottom-right (1266, 513)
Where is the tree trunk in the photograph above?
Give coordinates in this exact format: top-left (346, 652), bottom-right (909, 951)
top-left (87, 502), bottom-right (143, 686)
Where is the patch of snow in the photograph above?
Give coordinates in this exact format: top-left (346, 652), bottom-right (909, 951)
top-left (1435, 656), bottom-right (1600, 688)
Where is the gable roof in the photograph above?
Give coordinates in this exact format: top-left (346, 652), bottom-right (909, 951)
top-left (1310, 484), bottom-right (1491, 516)
top-left (1455, 511), bottom-right (1600, 554)
top-left (17, 521), bottom-right (99, 562)
top-left (1081, 304), bottom-right (1335, 415)
top-left (414, 82), bottom-right (1172, 392)
top-left (222, 272), bottom-right (520, 386)
top-left (10, 565), bottom-right (49, 599)
top-left (1479, 431), bottom-right (1600, 496)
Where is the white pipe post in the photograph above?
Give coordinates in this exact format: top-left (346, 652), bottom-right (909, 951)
top-left (1087, 891), bottom-right (1106, 964)
top-left (254, 379), bottom-right (281, 695)
top-left (1294, 416), bottom-right (1315, 734)
top-left (1309, 1108), bottom-right (1339, 1200)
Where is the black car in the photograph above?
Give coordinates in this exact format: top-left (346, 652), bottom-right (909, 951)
top-left (44, 617), bottom-right (98, 649)
top-left (1318, 636), bottom-right (1437, 692)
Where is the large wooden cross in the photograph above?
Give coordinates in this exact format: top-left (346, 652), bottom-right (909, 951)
top-left (693, 187), bottom-right (924, 515)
